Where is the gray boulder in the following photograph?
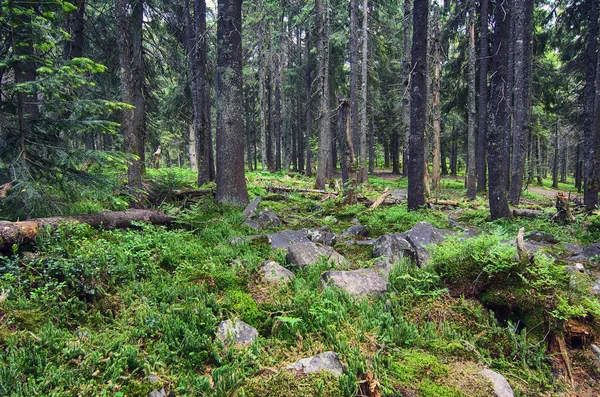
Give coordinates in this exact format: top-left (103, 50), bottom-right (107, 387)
top-left (481, 369), bottom-right (515, 397)
top-left (304, 226), bottom-right (337, 246)
top-left (391, 189), bottom-right (408, 200)
top-left (525, 230), bottom-right (558, 244)
top-left (565, 262), bottom-right (589, 275)
top-left (243, 209), bottom-right (281, 230)
top-left (286, 242), bottom-right (347, 268)
top-left (242, 197), bottom-right (262, 219)
top-left (268, 229), bottom-right (311, 249)
top-left (570, 242), bottom-right (600, 263)
top-left (342, 225), bottom-right (369, 239)
top-left (591, 344), bottom-right (600, 363)
top-left (286, 351), bottom-right (344, 376)
top-left (216, 319), bottom-right (258, 346)
top-left (372, 234), bottom-right (415, 275)
top-left (321, 269), bottom-right (387, 297)
top-left (400, 222), bottom-right (454, 267)
top-left (262, 261), bottom-right (295, 284)
top-left (593, 278), bottom-right (600, 295)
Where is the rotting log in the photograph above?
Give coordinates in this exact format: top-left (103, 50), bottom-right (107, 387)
top-left (0, 209), bottom-right (172, 250)
top-left (265, 186), bottom-right (338, 195)
top-left (369, 187), bottom-right (391, 210)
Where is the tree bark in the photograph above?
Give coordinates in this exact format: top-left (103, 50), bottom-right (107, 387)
top-left (431, 12), bottom-right (442, 194)
top-left (401, 0), bottom-right (413, 177)
top-left (64, 0), bottom-right (86, 59)
top-left (552, 118), bottom-right (559, 189)
top-left (508, 0), bottom-right (532, 204)
top-left (189, 124), bottom-right (198, 171)
top-left (116, 0), bottom-right (146, 205)
top-left (215, 0), bottom-right (248, 205)
top-left (305, 31), bottom-right (313, 176)
top-left (315, 0), bottom-right (332, 189)
top-left (358, 0), bottom-right (369, 183)
top-left (466, 0), bottom-right (477, 199)
top-left (477, 0), bottom-right (490, 192)
top-left (584, 0), bottom-right (599, 209)
top-left (0, 210), bottom-right (173, 250)
top-left (487, 0), bottom-right (512, 219)
top-left (350, 0), bottom-right (360, 160)
top-left (408, 0), bottom-right (429, 210)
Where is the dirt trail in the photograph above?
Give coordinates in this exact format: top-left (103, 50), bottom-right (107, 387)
top-left (527, 186), bottom-right (558, 200)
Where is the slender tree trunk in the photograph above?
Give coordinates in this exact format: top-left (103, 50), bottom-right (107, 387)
top-left (64, 0), bottom-right (86, 59)
top-left (487, 0), bottom-right (512, 219)
top-left (304, 31), bottom-right (313, 176)
top-left (259, 28), bottom-right (268, 170)
top-left (215, 0), bottom-right (248, 205)
top-left (369, 102), bottom-right (375, 173)
top-left (408, 0), bottom-right (428, 210)
top-left (477, 0), bottom-right (489, 192)
top-left (560, 132), bottom-right (567, 184)
top-left (392, 130), bottom-right (400, 174)
top-left (116, 0), bottom-right (145, 204)
top-left (508, 0), bottom-right (532, 204)
top-left (466, 0), bottom-right (477, 199)
top-left (383, 139), bottom-right (390, 169)
top-left (584, 0), bottom-right (599, 209)
top-left (245, 88), bottom-right (254, 171)
top-left (315, 0), bottom-right (332, 188)
top-left (274, 55), bottom-right (282, 171)
top-left (350, 0), bottom-right (360, 159)
top-left (431, 12), bottom-right (442, 194)
top-left (504, 0), bottom-right (514, 190)
top-left (358, 0), bottom-right (369, 183)
top-left (189, 124), bottom-right (198, 171)
top-left (450, 122), bottom-right (457, 176)
top-left (576, 143), bottom-right (583, 192)
top-left (401, 0), bottom-right (413, 177)
top-left (552, 118), bottom-right (559, 189)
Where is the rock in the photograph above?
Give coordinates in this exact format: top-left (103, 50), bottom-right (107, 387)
top-left (372, 234), bottom-right (415, 275)
top-left (286, 242), bottom-right (347, 268)
top-left (228, 235), bottom-right (269, 246)
top-left (591, 344), bottom-right (600, 363)
top-left (149, 389), bottom-right (166, 397)
top-left (391, 189), bottom-right (408, 200)
top-left (565, 262), bottom-right (590, 275)
top-left (216, 319), bottom-right (258, 346)
top-left (526, 230), bottom-right (558, 244)
top-left (481, 369), bottom-right (515, 397)
top-left (321, 269), bottom-right (387, 297)
top-left (267, 229), bottom-right (311, 249)
top-left (286, 351), bottom-right (344, 376)
top-left (342, 225), bottom-right (369, 238)
top-left (243, 209), bottom-right (281, 230)
top-left (570, 242), bottom-right (600, 263)
top-left (562, 243), bottom-right (583, 256)
top-left (345, 238), bottom-right (376, 246)
top-left (262, 261), bottom-right (295, 283)
top-left (242, 197), bottom-right (261, 219)
top-left (593, 278), bottom-right (600, 295)
top-left (305, 226), bottom-right (337, 246)
top-left (400, 222), bottom-right (455, 267)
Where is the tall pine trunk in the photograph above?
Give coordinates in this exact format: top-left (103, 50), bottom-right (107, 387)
top-left (401, 0), bottom-right (412, 176)
top-left (358, 0), bottom-right (369, 183)
top-left (477, 0), bottom-right (490, 192)
top-left (584, 0), bottom-right (599, 209)
top-left (466, 0), bottom-right (477, 199)
top-left (431, 11), bottom-right (442, 194)
top-left (407, 0), bottom-right (428, 210)
top-left (215, 0), bottom-right (248, 205)
top-left (315, 0), bottom-right (332, 189)
top-left (305, 31), bottom-right (313, 176)
top-left (487, 0), bottom-right (512, 219)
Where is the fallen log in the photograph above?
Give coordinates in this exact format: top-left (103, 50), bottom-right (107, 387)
top-left (265, 186), bottom-right (338, 195)
top-left (427, 199), bottom-right (461, 206)
top-left (512, 209), bottom-right (546, 218)
top-left (0, 209), bottom-right (173, 250)
top-left (369, 187), bottom-right (391, 211)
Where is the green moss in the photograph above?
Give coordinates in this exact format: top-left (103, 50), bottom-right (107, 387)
top-left (240, 371), bottom-right (342, 397)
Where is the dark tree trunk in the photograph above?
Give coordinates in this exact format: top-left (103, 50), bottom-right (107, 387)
top-left (215, 0), bottom-right (248, 205)
top-left (358, 0), bottom-right (369, 183)
top-left (552, 118), bottom-right (559, 189)
top-left (450, 123), bottom-right (457, 176)
top-left (64, 0), bottom-right (86, 59)
top-left (304, 31), bottom-right (313, 176)
top-left (245, 87), bottom-right (254, 171)
top-left (584, 0), bottom-right (599, 209)
top-left (466, 0), bottom-right (477, 199)
top-left (477, 0), bottom-right (490, 192)
top-left (487, 0), bottom-right (512, 219)
top-left (274, 58), bottom-right (282, 171)
top-left (560, 133), bottom-right (567, 184)
top-left (408, 0), bottom-right (428, 210)
top-left (401, 0), bottom-right (413, 177)
top-left (350, 0), bottom-right (360, 158)
top-left (315, 0), bottom-right (332, 188)
top-left (508, 0), bottom-right (533, 204)
top-left (576, 143), bottom-right (583, 192)
top-left (383, 139), bottom-right (390, 169)
top-left (369, 103), bottom-right (375, 173)
top-left (116, 0), bottom-right (146, 204)
top-left (392, 130), bottom-right (400, 174)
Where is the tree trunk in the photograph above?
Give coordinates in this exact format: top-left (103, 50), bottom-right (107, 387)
top-left (369, 102), bottom-right (375, 173)
top-left (64, 0), bottom-right (86, 59)
top-left (466, 0), bottom-right (477, 199)
top-left (189, 124), bottom-right (198, 171)
top-left (477, 0), bottom-right (490, 192)
top-left (304, 31), bottom-right (313, 176)
top-left (508, 0), bottom-right (532, 204)
top-left (431, 12), bottom-right (442, 194)
top-left (487, 0), bottom-right (512, 219)
top-left (358, 0), bottom-right (369, 183)
top-left (408, 0), bottom-right (428, 210)
top-left (576, 143), bottom-right (583, 192)
top-left (392, 130), bottom-right (400, 174)
top-left (0, 210), bottom-right (173, 251)
top-left (560, 132), bottom-right (567, 184)
top-left (350, 0), bottom-right (360, 160)
top-left (401, 0), bottom-right (413, 177)
top-left (315, 0), bottom-right (332, 189)
top-left (116, 0), bottom-right (145, 205)
top-left (450, 122), bottom-right (457, 176)
top-left (259, 26), bottom-right (268, 171)
top-left (584, 0), bottom-right (599, 209)
top-left (215, 0), bottom-right (248, 205)
top-left (552, 118), bottom-right (559, 189)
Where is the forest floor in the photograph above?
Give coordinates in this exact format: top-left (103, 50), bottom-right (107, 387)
top-left (1, 169), bottom-right (600, 397)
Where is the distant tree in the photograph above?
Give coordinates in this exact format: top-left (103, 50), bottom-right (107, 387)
top-left (215, 0), bottom-right (248, 205)
top-left (584, 0), bottom-right (599, 210)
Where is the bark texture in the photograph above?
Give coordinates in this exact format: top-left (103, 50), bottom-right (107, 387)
top-left (407, 0), bottom-right (429, 210)
top-left (466, 0), bottom-right (477, 199)
top-left (477, 0), bottom-right (490, 192)
top-left (215, 0), bottom-right (248, 205)
top-left (315, 0), bottom-right (332, 189)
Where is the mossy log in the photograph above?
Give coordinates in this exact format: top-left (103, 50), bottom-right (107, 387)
top-left (0, 209), bottom-right (172, 250)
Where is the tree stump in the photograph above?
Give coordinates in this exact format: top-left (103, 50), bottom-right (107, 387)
top-left (552, 192), bottom-right (575, 224)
